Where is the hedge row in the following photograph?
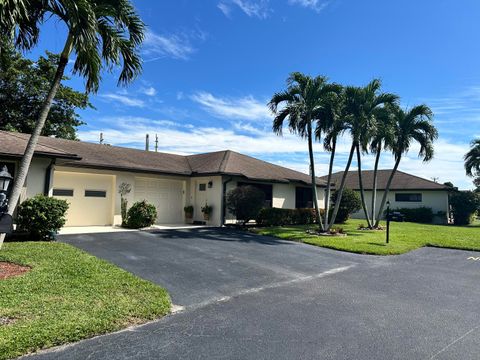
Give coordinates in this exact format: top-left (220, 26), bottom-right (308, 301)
top-left (389, 207), bottom-right (433, 223)
top-left (256, 208), bottom-right (323, 226)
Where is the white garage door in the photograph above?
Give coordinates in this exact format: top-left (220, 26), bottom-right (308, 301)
top-left (52, 171), bottom-right (114, 226)
top-left (134, 177), bottom-right (184, 224)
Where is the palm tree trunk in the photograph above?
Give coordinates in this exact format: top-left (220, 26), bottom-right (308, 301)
top-left (307, 123), bottom-right (324, 231)
top-left (371, 144), bottom-right (381, 226)
top-left (356, 144), bottom-right (372, 228)
top-left (0, 34), bottom-right (73, 249)
top-left (374, 157), bottom-right (401, 228)
top-left (323, 138), bottom-right (336, 230)
top-left (327, 143), bottom-right (356, 230)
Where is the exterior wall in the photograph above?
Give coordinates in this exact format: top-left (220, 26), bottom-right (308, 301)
top-left (350, 190), bottom-right (449, 223)
top-left (54, 166), bottom-right (189, 226)
top-left (0, 157), bottom-right (51, 203)
top-left (224, 177), bottom-right (326, 224)
top-left (187, 176), bottom-right (223, 226)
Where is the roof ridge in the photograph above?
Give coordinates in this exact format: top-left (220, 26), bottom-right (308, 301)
top-left (219, 150), bottom-right (231, 172)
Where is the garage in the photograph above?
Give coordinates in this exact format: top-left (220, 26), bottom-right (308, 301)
top-left (52, 171), bottom-right (114, 226)
top-left (134, 177), bottom-right (184, 224)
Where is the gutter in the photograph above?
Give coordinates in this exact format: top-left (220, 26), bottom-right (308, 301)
top-left (221, 177), bottom-right (233, 226)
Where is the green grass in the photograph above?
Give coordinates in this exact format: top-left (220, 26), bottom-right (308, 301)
top-left (253, 219), bottom-right (480, 255)
top-left (0, 242), bottom-right (171, 360)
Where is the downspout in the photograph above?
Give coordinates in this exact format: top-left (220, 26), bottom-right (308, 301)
top-left (44, 159), bottom-right (56, 196)
top-left (221, 177), bottom-right (233, 226)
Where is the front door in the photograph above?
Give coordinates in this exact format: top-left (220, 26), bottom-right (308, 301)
top-left (194, 181), bottom-right (208, 222)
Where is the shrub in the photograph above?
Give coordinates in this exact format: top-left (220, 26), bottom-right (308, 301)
top-left (329, 188), bottom-right (361, 224)
top-left (256, 208), bottom-right (321, 226)
top-left (450, 191), bottom-right (480, 225)
top-left (389, 207), bottom-right (434, 223)
top-left (126, 200), bottom-right (157, 228)
top-left (227, 185), bottom-right (265, 223)
top-left (16, 195), bottom-right (69, 240)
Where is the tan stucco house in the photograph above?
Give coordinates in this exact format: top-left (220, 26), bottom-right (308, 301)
top-left (320, 170), bottom-right (451, 223)
top-left (0, 130), bottom-right (326, 227)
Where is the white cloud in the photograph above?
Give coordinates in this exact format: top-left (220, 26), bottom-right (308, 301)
top-left (218, 0), bottom-right (271, 19)
top-left (191, 91), bottom-right (271, 120)
top-left (288, 0), bottom-right (329, 12)
top-left (142, 30), bottom-right (195, 61)
top-left (139, 86), bottom-right (157, 97)
top-left (99, 93), bottom-right (145, 108)
top-left (217, 2), bottom-right (232, 17)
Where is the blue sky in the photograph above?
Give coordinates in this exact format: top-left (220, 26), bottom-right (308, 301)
top-left (30, 0), bottom-right (480, 188)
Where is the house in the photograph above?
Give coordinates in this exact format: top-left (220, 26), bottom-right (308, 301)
top-left (320, 170), bottom-right (450, 223)
top-left (0, 130), bottom-right (326, 227)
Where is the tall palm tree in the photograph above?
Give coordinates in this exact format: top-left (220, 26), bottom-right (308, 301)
top-left (369, 106), bottom-right (395, 226)
top-left (374, 104), bottom-right (437, 227)
top-left (316, 88), bottom-right (346, 230)
top-left (269, 72), bottom-right (339, 231)
top-left (0, 0), bottom-right (145, 248)
top-left (465, 139), bottom-right (480, 178)
top-left (328, 80), bottom-right (398, 230)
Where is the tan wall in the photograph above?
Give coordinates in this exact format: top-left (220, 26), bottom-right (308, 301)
top-left (187, 176), bottom-right (223, 226)
top-left (54, 166), bottom-right (189, 226)
top-left (350, 190), bottom-right (449, 222)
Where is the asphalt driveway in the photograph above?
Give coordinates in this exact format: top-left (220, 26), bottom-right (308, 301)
top-left (25, 228), bottom-right (480, 360)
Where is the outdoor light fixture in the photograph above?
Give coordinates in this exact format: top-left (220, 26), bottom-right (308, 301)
top-left (208, 181), bottom-right (213, 188)
top-left (0, 165), bottom-right (13, 234)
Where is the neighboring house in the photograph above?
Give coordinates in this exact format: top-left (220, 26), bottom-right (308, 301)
top-left (0, 130), bottom-right (326, 227)
top-left (320, 170), bottom-right (450, 223)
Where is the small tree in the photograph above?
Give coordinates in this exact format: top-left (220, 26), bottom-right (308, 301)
top-left (450, 191), bottom-right (480, 225)
top-left (329, 188), bottom-right (361, 224)
top-left (226, 185), bottom-right (265, 224)
top-left (118, 182), bottom-right (132, 227)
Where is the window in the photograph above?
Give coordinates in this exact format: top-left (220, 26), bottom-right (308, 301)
top-left (199, 183), bottom-right (206, 191)
top-left (53, 189), bottom-right (74, 197)
top-left (395, 193), bottom-right (422, 202)
top-left (296, 187), bottom-right (313, 208)
top-left (85, 190), bottom-right (107, 198)
top-left (238, 182), bottom-right (273, 208)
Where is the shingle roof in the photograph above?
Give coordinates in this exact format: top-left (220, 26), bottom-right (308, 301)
top-left (320, 170), bottom-right (449, 191)
top-left (0, 131), bottom-right (325, 185)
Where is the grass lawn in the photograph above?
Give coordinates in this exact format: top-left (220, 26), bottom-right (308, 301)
top-left (0, 242), bottom-right (171, 360)
top-left (253, 219), bottom-right (480, 255)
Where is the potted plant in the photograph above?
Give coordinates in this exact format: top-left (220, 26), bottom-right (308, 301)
top-left (201, 203), bottom-right (213, 221)
top-left (184, 205), bottom-right (194, 219)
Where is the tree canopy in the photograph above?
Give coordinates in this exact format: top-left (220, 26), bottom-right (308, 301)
top-left (0, 41), bottom-right (91, 139)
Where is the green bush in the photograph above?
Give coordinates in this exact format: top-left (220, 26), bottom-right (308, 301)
top-left (389, 207), bottom-right (433, 223)
top-left (126, 200), bottom-right (157, 228)
top-left (450, 191), bottom-right (480, 225)
top-left (329, 188), bottom-right (361, 224)
top-left (16, 195), bottom-right (69, 240)
top-left (227, 185), bottom-right (265, 223)
top-left (256, 208), bottom-right (321, 226)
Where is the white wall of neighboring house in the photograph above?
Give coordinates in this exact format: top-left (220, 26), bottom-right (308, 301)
top-left (350, 190), bottom-right (449, 223)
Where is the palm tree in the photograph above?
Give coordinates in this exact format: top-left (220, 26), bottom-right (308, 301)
top-left (369, 106), bottom-right (395, 226)
top-left (316, 88), bottom-right (346, 230)
top-left (0, 0), bottom-right (145, 248)
top-left (465, 139), bottom-right (480, 177)
top-left (374, 104), bottom-right (437, 227)
top-left (328, 80), bottom-right (398, 230)
top-left (269, 72), bottom-right (339, 231)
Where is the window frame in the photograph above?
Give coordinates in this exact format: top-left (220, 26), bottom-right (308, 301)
top-left (84, 189), bottom-right (107, 198)
top-left (52, 188), bottom-right (74, 197)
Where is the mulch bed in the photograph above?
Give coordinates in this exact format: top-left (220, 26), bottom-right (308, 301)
top-left (0, 261), bottom-right (31, 280)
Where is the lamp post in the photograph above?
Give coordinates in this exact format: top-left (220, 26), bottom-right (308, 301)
top-left (386, 200), bottom-right (390, 244)
top-left (0, 165), bottom-right (13, 234)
